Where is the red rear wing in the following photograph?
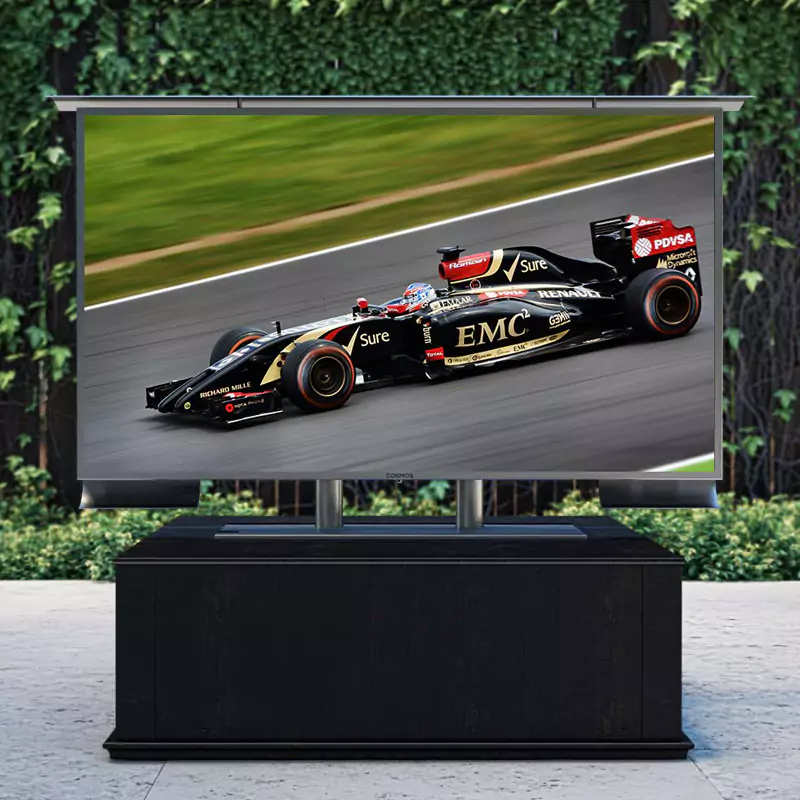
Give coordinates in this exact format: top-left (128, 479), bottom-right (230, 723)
top-left (590, 214), bottom-right (701, 293)
top-left (627, 216), bottom-right (697, 259)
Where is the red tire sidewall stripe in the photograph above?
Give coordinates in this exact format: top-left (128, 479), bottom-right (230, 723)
top-left (644, 274), bottom-right (700, 336)
top-left (297, 345), bottom-right (355, 410)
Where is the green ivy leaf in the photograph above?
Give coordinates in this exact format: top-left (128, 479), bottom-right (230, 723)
top-left (741, 433), bottom-right (765, 458)
top-left (722, 248), bottom-right (742, 269)
top-left (0, 371), bottom-right (16, 393)
top-left (0, 298), bottom-right (25, 350)
top-left (44, 146), bottom-right (66, 166)
top-left (758, 181), bottom-right (781, 211)
top-left (49, 346), bottom-right (72, 382)
top-left (742, 222), bottom-right (772, 251)
top-left (774, 389), bottom-right (797, 412)
top-left (724, 328), bottom-right (742, 350)
top-left (25, 325), bottom-right (50, 351)
top-left (7, 227), bottom-right (38, 250)
top-left (739, 270), bottom-right (764, 293)
top-left (35, 193), bottom-right (62, 230)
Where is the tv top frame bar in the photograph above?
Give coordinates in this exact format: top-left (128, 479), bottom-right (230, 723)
top-left (52, 95), bottom-right (748, 112)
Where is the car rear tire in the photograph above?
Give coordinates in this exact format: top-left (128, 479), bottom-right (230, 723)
top-left (209, 326), bottom-right (267, 366)
top-left (281, 340), bottom-right (356, 413)
top-left (625, 268), bottom-right (701, 339)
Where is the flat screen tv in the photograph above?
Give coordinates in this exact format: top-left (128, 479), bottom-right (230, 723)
top-left (69, 97), bottom-right (725, 483)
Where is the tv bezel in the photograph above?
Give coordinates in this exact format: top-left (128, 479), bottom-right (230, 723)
top-left (65, 95), bottom-right (734, 482)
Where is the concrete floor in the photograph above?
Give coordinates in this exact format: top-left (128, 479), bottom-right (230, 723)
top-left (1, 581), bottom-right (798, 800)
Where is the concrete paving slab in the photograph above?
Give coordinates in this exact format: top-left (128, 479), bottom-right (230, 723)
top-left (147, 760), bottom-right (722, 800)
top-left (0, 581), bottom-right (798, 800)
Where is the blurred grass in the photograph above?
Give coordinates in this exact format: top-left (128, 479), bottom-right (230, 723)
top-left (85, 114), bottom-right (704, 264)
top-left (85, 123), bottom-right (713, 305)
top-left (671, 457), bottom-right (715, 472)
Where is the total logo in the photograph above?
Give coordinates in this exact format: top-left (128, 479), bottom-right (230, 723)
top-left (425, 347), bottom-right (445, 361)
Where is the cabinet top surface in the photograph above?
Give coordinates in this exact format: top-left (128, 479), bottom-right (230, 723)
top-left (116, 516), bottom-right (683, 565)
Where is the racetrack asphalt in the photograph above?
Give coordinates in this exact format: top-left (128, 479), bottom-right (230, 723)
top-left (80, 158), bottom-right (715, 479)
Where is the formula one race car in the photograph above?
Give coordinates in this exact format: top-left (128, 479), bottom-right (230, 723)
top-left (146, 213), bottom-right (702, 425)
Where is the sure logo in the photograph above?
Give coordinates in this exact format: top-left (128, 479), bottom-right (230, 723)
top-left (521, 258), bottom-right (548, 273)
top-left (360, 331), bottom-right (390, 347)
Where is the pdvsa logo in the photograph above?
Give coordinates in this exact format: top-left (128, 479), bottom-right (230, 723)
top-left (634, 238), bottom-right (653, 257)
top-left (654, 233), bottom-right (695, 250)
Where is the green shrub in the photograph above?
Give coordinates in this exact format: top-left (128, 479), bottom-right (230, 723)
top-left (549, 492), bottom-right (800, 581)
top-left (0, 469), bottom-right (455, 580)
top-left (0, 469), bottom-right (278, 580)
top-left (345, 484), bottom-right (455, 518)
top-left (2, 459), bottom-right (798, 581)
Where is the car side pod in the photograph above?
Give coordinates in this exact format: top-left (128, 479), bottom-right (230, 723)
top-left (599, 480), bottom-right (718, 509)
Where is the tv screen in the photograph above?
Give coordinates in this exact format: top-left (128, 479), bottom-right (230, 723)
top-left (78, 103), bottom-right (720, 480)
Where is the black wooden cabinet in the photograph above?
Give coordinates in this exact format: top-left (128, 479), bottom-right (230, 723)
top-left (105, 516), bottom-right (691, 759)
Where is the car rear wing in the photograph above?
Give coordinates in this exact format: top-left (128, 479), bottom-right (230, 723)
top-left (590, 214), bottom-right (702, 294)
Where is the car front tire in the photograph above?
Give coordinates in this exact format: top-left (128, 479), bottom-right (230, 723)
top-left (281, 339), bottom-right (356, 413)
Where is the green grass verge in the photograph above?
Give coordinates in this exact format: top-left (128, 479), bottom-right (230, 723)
top-left (671, 457), bottom-right (715, 473)
top-left (85, 114), bottom-right (702, 264)
top-left (86, 124), bottom-right (713, 306)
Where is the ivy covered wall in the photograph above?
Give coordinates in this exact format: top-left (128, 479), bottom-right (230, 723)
top-left (1, 0), bottom-right (798, 504)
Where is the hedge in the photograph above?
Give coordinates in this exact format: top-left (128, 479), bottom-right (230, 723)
top-left (548, 491), bottom-right (800, 582)
top-left (1, 476), bottom-right (798, 581)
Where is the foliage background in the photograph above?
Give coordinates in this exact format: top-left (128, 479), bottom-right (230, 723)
top-left (1, 0), bottom-right (799, 517)
top-left (2, 462), bottom-right (797, 581)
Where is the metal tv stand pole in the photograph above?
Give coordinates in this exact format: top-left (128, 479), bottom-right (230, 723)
top-left (217, 479), bottom-right (583, 539)
top-left (456, 480), bottom-right (483, 532)
top-left (315, 479), bottom-right (344, 531)
top-left (314, 479), bottom-right (484, 532)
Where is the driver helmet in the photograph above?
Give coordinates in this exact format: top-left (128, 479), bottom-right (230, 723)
top-left (403, 282), bottom-right (436, 309)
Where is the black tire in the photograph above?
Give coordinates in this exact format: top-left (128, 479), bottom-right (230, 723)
top-left (281, 339), bottom-right (356, 413)
top-left (625, 268), bottom-right (701, 340)
top-left (209, 325), bottom-right (267, 366)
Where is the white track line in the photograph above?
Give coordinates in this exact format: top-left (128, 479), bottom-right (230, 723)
top-left (645, 453), bottom-right (715, 472)
top-left (86, 153), bottom-right (713, 311)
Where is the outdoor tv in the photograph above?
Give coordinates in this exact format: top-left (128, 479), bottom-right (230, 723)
top-left (72, 97), bottom-right (723, 482)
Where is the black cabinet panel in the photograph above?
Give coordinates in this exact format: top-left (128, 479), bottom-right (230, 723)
top-left (108, 519), bottom-right (691, 759)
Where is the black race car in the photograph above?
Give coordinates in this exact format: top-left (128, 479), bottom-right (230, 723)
top-left (146, 213), bottom-right (702, 426)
